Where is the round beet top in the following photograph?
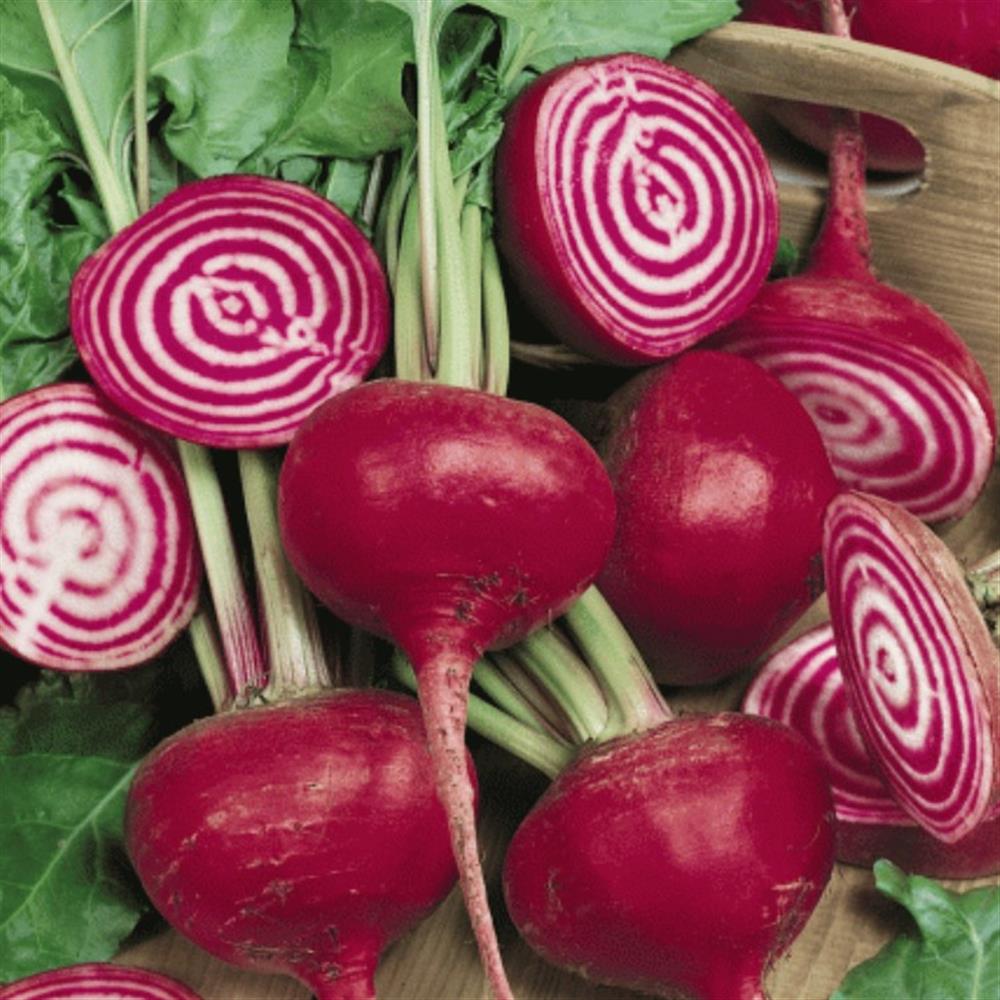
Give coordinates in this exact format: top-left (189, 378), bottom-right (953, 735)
top-left (0, 963), bottom-right (204, 1000)
top-left (496, 53), bottom-right (779, 364)
top-left (70, 175), bottom-right (390, 449)
top-left (0, 383), bottom-right (200, 671)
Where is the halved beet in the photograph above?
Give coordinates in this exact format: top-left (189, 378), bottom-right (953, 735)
top-left (0, 963), bottom-right (202, 1000)
top-left (744, 623), bottom-right (1000, 877)
top-left (495, 53), bottom-right (778, 364)
top-left (0, 383), bottom-right (200, 671)
top-left (70, 175), bottom-right (389, 449)
top-left (823, 491), bottom-right (1000, 842)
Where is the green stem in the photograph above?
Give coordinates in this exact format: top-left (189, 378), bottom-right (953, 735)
top-left (132, 0), bottom-right (150, 214)
top-left (474, 652), bottom-right (558, 735)
top-left (36, 0), bottom-right (135, 231)
top-left (429, 78), bottom-right (474, 387)
top-left (460, 200), bottom-right (484, 390)
top-left (394, 184), bottom-right (430, 380)
top-left (500, 28), bottom-right (538, 89)
top-left (392, 652), bottom-right (570, 779)
top-left (562, 587), bottom-right (673, 740)
top-left (239, 449), bottom-right (330, 701)
top-left (187, 607), bottom-right (228, 713)
top-left (481, 238), bottom-right (511, 395)
top-left (414, 6), bottom-right (440, 368)
top-left (380, 150), bottom-right (414, 288)
top-left (515, 627), bottom-right (609, 742)
top-left (358, 153), bottom-right (385, 234)
top-left (491, 649), bottom-right (575, 739)
top-left (178, 441), bottom-right (266, 704)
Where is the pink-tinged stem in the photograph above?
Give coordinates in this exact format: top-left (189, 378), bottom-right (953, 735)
top-left (416, 649), bottom-right (514, 1000)
top-left (178, 441), bottom-right (266, 703)
top-left (808, 0), bottom-right (872, 283)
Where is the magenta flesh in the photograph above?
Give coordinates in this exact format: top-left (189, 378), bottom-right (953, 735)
top-left (597, 350), bottom-right (838, 685)
top-left (745, 623), bottom-right (1000, 877)
top-left (0, 383), bottom-right (200, 671)
top-left (503, 713), bottom-right (836, 1000)
top-left (0, 963), bottom-right (203, 1000)
top-left (126, 690), bottom-right (466, 1000)
top-left (823, 491), bottom-right (1000, 843)
top-left (278, 378), bottom-right (616, 999)
top-left (495, 53), bottom-right (778, 364)
top-left (70, 175), bottom-right (389, 449)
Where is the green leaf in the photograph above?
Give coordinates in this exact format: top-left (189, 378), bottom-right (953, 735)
top-left (244, 0), bottom-right (414, 169)
top-left (770, 235), bottom-right (801, 278)
top-left (0, 754), bottom-right (145, 980)
top-left (480, 0), bottom-right (740, 78)
top-left (0, 74), bottom-right (101, 401)
top-left (149, 0), bottom-right (297, 176)
top-left (0, 643), bottom-right (208, 978)
top-left (832, 860), bottom-right (1000, 1000)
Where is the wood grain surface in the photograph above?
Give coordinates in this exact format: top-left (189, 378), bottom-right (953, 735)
top-left (116, 22), bottom-right (1000, 1000)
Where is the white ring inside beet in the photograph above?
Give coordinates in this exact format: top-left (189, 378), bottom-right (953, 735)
top-left (822, 491), bottom-right (1000, 842)
top-left (0, 383), bottom-right (200, 671)
top-left (70, 175), bottom-right (389, 449)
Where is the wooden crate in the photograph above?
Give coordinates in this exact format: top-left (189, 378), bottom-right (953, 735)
top-left (117, 23), bottom-right (999, 1000)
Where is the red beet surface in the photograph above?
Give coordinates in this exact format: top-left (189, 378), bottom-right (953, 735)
top-left (597, 351), bottom-right (838, 685)
top-left (504, 713), bottom-right (836, 1000)
top-left (126, 691), bottom-right (466, 1000)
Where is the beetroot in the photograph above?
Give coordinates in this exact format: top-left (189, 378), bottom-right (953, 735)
top-left (823, 491), bottom-right (1000, 843)
top-left (503, 713), bottom-right (836, 1000)
top-left (597, 350), bottom-right (838, 685)
top-left (745, 623), bottom-right (1000, 878)
top-left (495, 53), bottom-right (778, 364)
top-left (126, 690), bottom-right (466, 1000)
top-left (0, 963), bottom-right (203, 1000)
top-left (70, 175), bottom-right (389, 449)
top-left (712, 0), bottom-right (996, 524)
top-left (740, 0), bottom-right (1000, 172)
top-left (278, 378), bottom-right (616, 998)
top-left (0, 383), bottom-right (200, 671)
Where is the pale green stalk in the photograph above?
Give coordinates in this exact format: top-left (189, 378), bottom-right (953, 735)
top-left (132, 0), bottom-right (150, 213)
top-left (239, 450), bottom-right (330, 701)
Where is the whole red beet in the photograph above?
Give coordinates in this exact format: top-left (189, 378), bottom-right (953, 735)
top-left (126, 690), bottom-right (467, 1000)
top-left (598, 351), bottom-right (838, 685)
top-left (503, 713), bottom-right (836, 1000)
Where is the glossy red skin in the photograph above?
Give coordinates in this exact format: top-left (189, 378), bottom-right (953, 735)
top-left (126, 691), bottom-right (466, 1000)
top-left (494, 54), bottom-right (777, 365)
top-left (597, 351), bottom-right (838, 685)
top-left (278, 379), bottom-right (616, 666)
top-left (740, 0), bottom-right (1000, 171)
top-left (503, 714), bottom-right (836, 1000)
top-left (0, 964), bottom-right (203, 1000)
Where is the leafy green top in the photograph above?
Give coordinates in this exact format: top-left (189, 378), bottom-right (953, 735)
top-left (833, 860), bottom-right (1000, 1000)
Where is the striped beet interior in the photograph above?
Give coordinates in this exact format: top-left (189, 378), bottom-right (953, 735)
top-left (538, 55), bottom-right (777, 357)
top-left (70, 175), bottom-right (389, 449)
top-left (723, 326), bottom-right (994, 523)
top-left (0, 963), bottom-right (202, 1000)
top-left (744, 624), bottom-right (915, 825)
top-left (0, 383), bottom-right (200, 671)
top-left (823, 491), bottom-right (997, 842)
